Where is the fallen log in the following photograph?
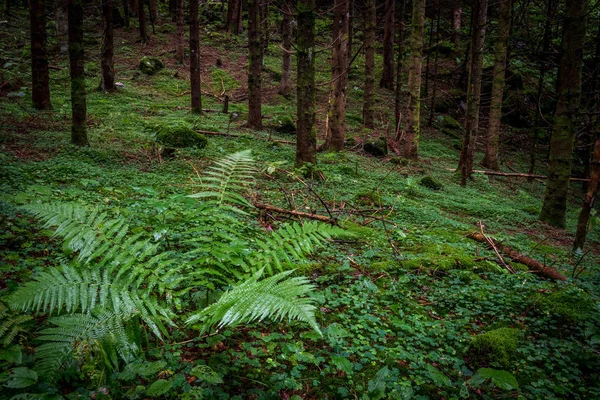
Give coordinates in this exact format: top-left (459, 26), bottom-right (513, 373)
top-left (254, 202), bottom-right (337, 224)
top-left (445, 168), bottom-right (590, 182)
top-left (467, 232), bottom-right (567, 281)
top-left (196, 130), bottom-right (239, 137)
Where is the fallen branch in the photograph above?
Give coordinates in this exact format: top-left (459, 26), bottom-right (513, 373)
top-left (478, 221), bottom-right (516, 274)
top-left (254, 202), bottom-right (337, 224)
top-left (196, 129), bottom-right (240, 137)
top-left (445, 168), bottom-right (590, 182)
top-left (467, 232), bottom-right (567, 281)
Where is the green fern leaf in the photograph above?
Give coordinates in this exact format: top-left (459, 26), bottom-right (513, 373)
top-left (186, 269), bottom-right (322, 336)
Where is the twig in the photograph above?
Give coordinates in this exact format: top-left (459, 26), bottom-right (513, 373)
top-left (478, 221), bottom-right (516, 274)
top-left (253, 202), bottom-right (337, 224)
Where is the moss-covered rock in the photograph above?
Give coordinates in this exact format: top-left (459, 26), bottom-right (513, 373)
top-left (534, 287), bottom-right (596, 322)
top-left (139, 56), bottom-right (164, 75)
top-left (354, 191), bottom-right (382, 207)
top-left (363, 137), bottom-right (388, 157)
top-left (275, 117), bottom-right (296, 134)
top-left (420, 176), bottom-right (443, 190)
top-left (155, 125), bottom-right (207, 149)
top-left (470, 328), bottom-right (521, 367)
top-left (435, 115), bottom-right (461, 130)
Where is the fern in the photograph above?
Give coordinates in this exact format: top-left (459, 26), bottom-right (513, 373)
top-left (0, 302), bottom-right (33, 346)
top-left (188, 150), bottom-right (255, 210)
top-left (186, 269), bottom-right (322, 336)
top-left (250, 221), bottom-right (347, 275)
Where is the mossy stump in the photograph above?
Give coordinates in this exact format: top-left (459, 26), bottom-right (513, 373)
top-left (139, 56), bottom-right (164, 75)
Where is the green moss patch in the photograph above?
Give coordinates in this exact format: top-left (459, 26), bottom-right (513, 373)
top-left (470, 327), bottom-right (521, 367)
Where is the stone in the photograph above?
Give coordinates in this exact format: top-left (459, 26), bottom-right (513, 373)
top-left (363, 137), bottom-right (388, 157)
top-left (139, 56), bottom-right (164, 75)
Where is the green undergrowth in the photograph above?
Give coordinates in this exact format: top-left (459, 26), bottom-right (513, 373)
top-left (1, 10), bottom-right (599, 399)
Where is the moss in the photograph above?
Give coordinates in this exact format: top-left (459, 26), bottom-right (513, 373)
top-left (534, 287), bottom-right (596, 322)
top-left (470, 328), bottom-right (521, 367)
top-left (154, 125), bottom-right (208, 149)
top-left (435, 115), bottom-right (461, 130)
top-left (275, 117), bottom-right (296, 134)
top-left (420, 176), bottom-right (443, 190)
top-left (363, 137), bottom-right (388, 157)
top-left (354, 191), bottom-right (382, 207)
top-left (139, 56), bottom-right (164, 75)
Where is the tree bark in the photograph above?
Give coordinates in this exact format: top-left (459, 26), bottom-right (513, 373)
top-left (458, 0), bottom-right (487, 185)
top-left (138, 0), bottom-right (148, 41)
top-left (129, 0), bottom-right (138, 16)
top-left (68, 0), bottom-right (88, 146)
top-left (30, 0), bottom-right (51, 110)
top-left (402, 0), bottom-right (425, 158)
top-left (122, 0), bottom-right (130, 28)
top-left (55, 0), bottom-right (69, 54)
top-left (380, 0), bottom-right (394, 89)
top-left (278, 3), bottom-right (292, 96)
top-left (482, 0), bottom-right (511, 170)
top-left (573, 137), bottom-right (600, 251)
top-left (427, 9), bottom-right (440, 127)
top-left (190, 0), bottom-right (202, 113)
top-left (295, 0), bottom-right (316, 168)
top-left (362, 0), bottom-right (375, 128)
top-left (175, 0), bottom-right (184, 63)
top-left (540, 0), bottom-right (587, 228)
top-left (394, 0), bottom-right (406, 137)
top-left (226, 0), bottom-right (241, 34)
top-left (259, 0), bottom-right (269, 65)
top-left (149, 0), bottom-right (158, 23)
top-left (247, 0), bottom-right (262, 129)
top-left (452, 0), bottom-right (461, 58)
top-left (100, 0), bottom-right (115, 92)
top-left (323, 0), bottom-right (349, 151)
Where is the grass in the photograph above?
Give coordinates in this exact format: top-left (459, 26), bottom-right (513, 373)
top-left (1, 7), bottom-right (599, 399)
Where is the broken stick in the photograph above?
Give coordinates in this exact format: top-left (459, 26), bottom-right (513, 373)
top-left (467, 232), bottom-right (567, 281)
top-left (254, 203), bottom-right (337, 224)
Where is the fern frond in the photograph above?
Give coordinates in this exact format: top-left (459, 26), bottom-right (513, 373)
top-left (250, 222), bottom-right (346, 275)
top-left (0, 302), bottom-right (33, 346)
top-left (35, 310), bottom-right (136, 379)
top-left (186, 269), bottom-right (321, 336)
top-left (188, 150), bottom-right (255, 209)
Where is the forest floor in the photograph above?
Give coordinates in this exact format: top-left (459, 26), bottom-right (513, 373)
top-left (1, 10), bottom-right (599, 400)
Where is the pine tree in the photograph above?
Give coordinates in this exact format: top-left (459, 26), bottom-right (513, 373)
top-left (362, 0), bottom-right (375, 128)
top-left (30, 0), bottom-right (51, 110)
top-left (190, 0), bottom-right (202, 113)
top-left (278, 2), bottom-right (292, 96)
top-left (175, 0), bottom-right (184, 63)
top-left (68, 0), bottom-right (88, 146)
top-left (100, 0), bottom-right (115, 92)
top-left (248, 0), bottom-right (263, 129)
top-left (380, 0), bottom-right (395, 89)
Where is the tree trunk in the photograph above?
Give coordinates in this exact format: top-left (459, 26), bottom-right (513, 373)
top-left (540, 0), bottom-right (587, 228)
top-left (402, 0), bottom-right (425, 158)
top-left (362, 0), bottom-right (375, 128)
top-left (380, 0), bottom-right (394, 89)
top-left (452, 0), bottom-right (461, 58)
top-left (68, 0), bottom-right (88, 146)
top-left (129, 0), bottom-right (138, 16)
top-left (55, 0), bottom-right (69, 53)
top-left (395, 0), bottom-right (406, 137)
top-left (573, 137), bottom-right (600, 251)
top-left (347, 0), bottom-right (353, 70)
top-left (278, 3), bottom-right (292, 96)
top-left (149, 0), bottom-right (158, 23)
top-left (100, 0), bottom-right (115, 92)
top-left (482, 0), bottom-right (511, 170)
top-left (259, 0), bottom-right (269, 65)
top-left (247, 0), bottom-right (262, 129)
top-left (226, 0), bottom-right (241, 34)
top-left (122, 0), bottom-right (130, 28)
top-left (458, 0), bottom-right (487, 185)
top-left (427, 9), bottom-right (440, 127)
top-left (295, 0), bottom-right (316, 168)
top-left (323, 0), bottom-right (349, 151)
top-left (175, 0), bottom-right (184, 63)
top-left (30, 0), bottom-right (51, 110)
top-left (190, 0), bottom-right (202, 113)
top-left (138, 0), bottom-right (148, 41)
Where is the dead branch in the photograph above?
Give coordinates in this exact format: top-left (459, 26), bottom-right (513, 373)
top-left (478, 221), bottom-right (516, 274)
top-left (449, 168), bottom-right (590, 182)
top-left (468, 232), bottom-right (567, 281)
top-left (254, 202), bottom-right (337, 224)
top-left (196, 129), bottom-right (239, 137)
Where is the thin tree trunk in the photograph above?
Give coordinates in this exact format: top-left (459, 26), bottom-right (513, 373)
top-left (56, 0), bottom-right (69, 53)
top-left (190, 0), bottom-right (202, 113)
top-left (323, 0), bottom-right (349, 151)
top-left (278, 2), bottom-right (292, 96)
top-left (122, 0), bottom-right (130, 28)
top-left (573, 137), bottom-right (600, 251)
top-left (30, 0), bottom-right (51, 110)
top-left (528, 0), bottom-right (555, 179)
top-left (295, 0), bottom-right (316, 168)
top-left (402, 0), bottom-right (425, 158)
top-left (347, 0), bottom-right (353, 70)
top-left (427, 9), bottom-right (440, 127)
top-left (100, 0), bottom-right (115, 92)
top-left (247, 0), bottom-right (262, 129)
top-left (540, 0), bottom-right (587, 228)
top-left (149, 0), bottom-right (158, 23)
top-left (452, 0), bottom-right (461, 58)
top-left (68, 0), bottom-right (87, 146)
top-left (362, 0), bottom-right (375, 128)
top-left (259, 0), bottom-right (269, 65)
top-left (458, 0), bottom-right (487, 185)
top-left (423, 7), bottom-right (435, 99)
top-left (175, 0), bottom-right (184, 63)
top-left (482, 0), bottom-right (511, 170)
top-left (395, 0), bottom-right (406, 137)
top-left (130, 0), bottom-right (138, 16)
top-left (138, 0), bottom-right (148, 41)
top-left (380, 0), bottom-right (394, 89)
top-left (226, 0), bottom-right (240, 34)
